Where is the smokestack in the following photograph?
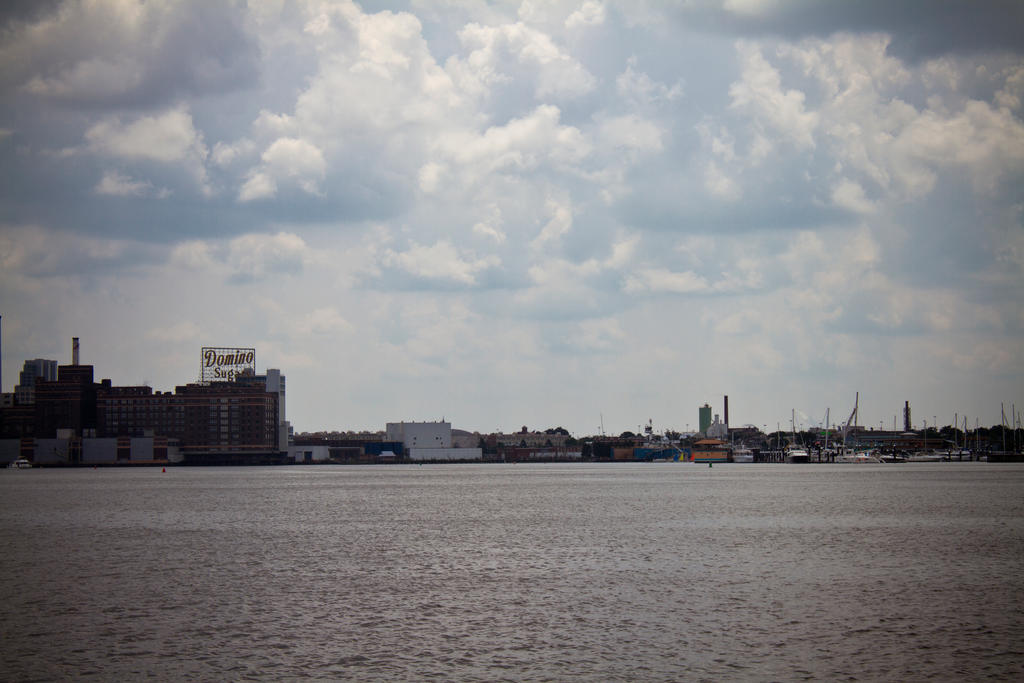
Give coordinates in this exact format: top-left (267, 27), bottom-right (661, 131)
top-left (724, 395), bottom-right (729, 428)
top-left (72, 337), bottom-right (79, 366)
top-left (904, 401), bottom-right (911, 432)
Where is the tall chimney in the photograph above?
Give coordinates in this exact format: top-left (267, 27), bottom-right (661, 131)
top-left (72, 337), bottom-right (80, 366)
top-left (724, 395), bottom-right (729, 429)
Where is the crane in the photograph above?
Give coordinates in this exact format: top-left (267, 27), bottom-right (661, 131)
top-left (841, 392), bottom-right (859, 453)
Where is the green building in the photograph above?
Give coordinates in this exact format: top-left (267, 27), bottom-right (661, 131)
top-left (699, 403), bottom-right (712, 435)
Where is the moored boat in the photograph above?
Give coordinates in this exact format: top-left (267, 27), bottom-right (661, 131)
top-left (907, 451), bottom-right (944, 462)
top-left (785, 448), bottom-right (810, 463)
top-left (732, 447), bottom-right (754, 463)
top-left (837, 450), bottom-right (881, 463)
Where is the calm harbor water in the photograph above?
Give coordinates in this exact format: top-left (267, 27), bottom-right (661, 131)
top-left (2, 462), bottom-right (1023, 681)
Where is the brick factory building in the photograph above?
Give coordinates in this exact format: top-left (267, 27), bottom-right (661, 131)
top-left (1, 339), bottom-right (286, 465)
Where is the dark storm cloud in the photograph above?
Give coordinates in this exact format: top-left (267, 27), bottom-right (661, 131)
top-left (136, 4), bottom-right (261, 107)
top-left (1, 0), bottom-right (259, 110)
top-left (0, 0), bottom-right (62, 27)
top-left (677, 0), bottom-right (1024, 61)
top-left (0, 163), bottom-right (402, 244)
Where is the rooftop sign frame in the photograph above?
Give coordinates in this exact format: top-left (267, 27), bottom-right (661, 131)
top-left (201, 347), bottom-right (256, 382)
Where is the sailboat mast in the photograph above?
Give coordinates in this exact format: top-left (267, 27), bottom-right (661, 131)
top-left (1015, 404), bottom-right (1019, 452)
top-left (1002, 403), bottom-right (1007, 452)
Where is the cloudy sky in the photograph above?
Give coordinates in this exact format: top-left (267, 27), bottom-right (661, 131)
top-left (1, 0), bottom-right (1022, 436)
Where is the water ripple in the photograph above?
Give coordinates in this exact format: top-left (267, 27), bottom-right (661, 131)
top-left (1, 463), bottom-right (1023, 680)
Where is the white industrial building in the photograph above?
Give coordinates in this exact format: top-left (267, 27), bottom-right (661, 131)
top-left (386, 420), bottom-right (451, 449)
top-left (707, 414), bottom-right (729, 439)
top-left (287, 445), bottom-right (330, 463)
top-left (385, 421), bottom-right (485, 461)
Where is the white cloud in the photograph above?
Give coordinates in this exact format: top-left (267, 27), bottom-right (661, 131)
top-left (703, 161), bottom-right (741, 200)
top-left (891, 100), bottom-right (1024, 196)
top-left (3, 0), bottom-right (256, 107)
top-left (227, 232), bottom-right (309, 282)
top-left (730, 41), bottom-right (819, 150)
top-left (24, 57), bottom-right (144, 99)
top-left (299, 307), bottom-right (352, 335)
top-left (473, 221), bottom-right (507, 243)
top-left (755, 35), bottom-right (1024, 200)
top-left (146, 321), bottom-right (201, 344)
top-left (472, 204), bottom-right (507, 243)
top-left (2, 2), bottom-right (1022, 435)
top-left (238, 172), bottom-right (277, 202)
top-left (616, 57), bottom-right (684, 106)
top-left (531, 196), bottom-right (574, 249)
top-left (831, 178), bottom-right (875, 214)
top-left (169, 240), bottom-right (216, 271)
top-left (844, 226), bottom-right (880, 266)
top-left (723, 0), bottom-right (782, 17)
top-left (83, 106), bottom-right (211, 193)
top-left (572, 317), bottom-right (624, 352)
top-left (566, 2), bottom-right (606, 29)
top-left (85, 107), bottom-right (206, 163)
top-left (995, 64), bottom-right (1024, 111)
top-left (623, 268), bottom-right (709, 294)
top-left (511, 234), bottom-right (639, 317)
top-left (211, 139), bottom-right (257, 168)
top-left (94, 171), bottom-right (170, 198)
top-left (255, 137), bottom-right (327, 197)
top-left (438, 104), bottom-right (591, 174)
top-left (290, 4), bottom-right (467, 137)
top-left (0, 224), bottom-right (152, 278)
top-left (381, 241), bottom-right (500, 285)
top-left (418, 162), bottom-right (445, 193)
top-left (451, 22), bottom-right (596, 99)
top-left (252, 110), bottom-right (298, 139)
top-left (598, 114), bottom-right (665, 153)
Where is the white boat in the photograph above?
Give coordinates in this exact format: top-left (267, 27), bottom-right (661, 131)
top-left (732, 447), bottom-right (754, 463)
top-left (786, 448), bottom-right (810, 463)
top-left (907, 451), bottom-right (944, 463)
top-left (837, 451), bottom-right (881, 464)
top-left (786, 408), bottom-right (811, 463)
top-left (7, 458), bottom-right (33, 469)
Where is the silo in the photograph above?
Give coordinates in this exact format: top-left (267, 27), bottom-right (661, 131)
top-left (699, 404), bottom-right (712, 435)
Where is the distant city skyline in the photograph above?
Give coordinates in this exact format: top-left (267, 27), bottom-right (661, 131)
top-left (1, 1), bottom-right (1021, 437)
top-left (0, 332), bottom-right (1016, 438)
